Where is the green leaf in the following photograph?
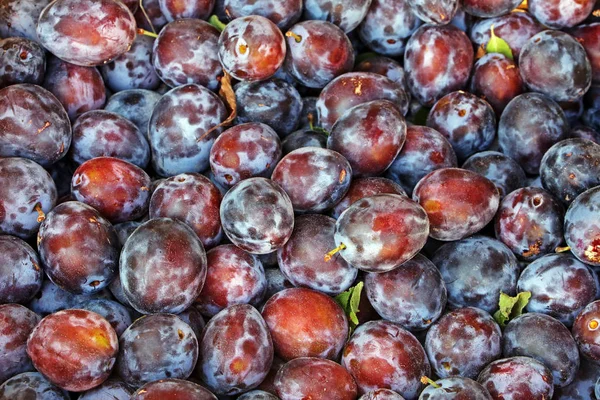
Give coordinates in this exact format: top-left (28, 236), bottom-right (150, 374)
top-left (335, 281), bottom-right (364, 333)
top-left (486, 25), bottom-right (514, 60)
top-left (493, 291), bottom-right (531, 328)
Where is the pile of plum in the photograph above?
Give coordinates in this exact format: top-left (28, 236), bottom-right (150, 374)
top-left (1, 0), bottom-right (600, 398)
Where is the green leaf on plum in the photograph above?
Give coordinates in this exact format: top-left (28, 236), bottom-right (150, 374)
top-left (493, 291), bottom-right (531, 328)
top-left (486, 25), bottom-right (514, 60)
top-left (334, 281), bottom-right (363, 333)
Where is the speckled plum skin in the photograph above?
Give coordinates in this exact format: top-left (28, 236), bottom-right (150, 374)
top-left (334, 194), bottom-right (429, 272)
top-left (235, 79), bottom-right (302, 137)
top-left (149, 173), bottom-right (222, 249)
top-left (0, 304), bottom-right (41, 384)
top-left (262, 288), bottom-right (348, 361)
top-left (223, 0), bottom-right (302, 29)
top-left (36, 0), bottom-right (136, 67)
top-left (0, 236), bottom-right (43, 304)
top-left (0, 84), bottom-right (71, 167)
top-left (366, 253), bottom-right (446, 331)
top-left (78, 379), bottom-right (133, 400)
top-left (0, 38), bottom-right (46, 88)
top-left (120, 218), bottom-right (207, 314)
top-left (27, 279), bottom-right (112, 317)
top-left (360, 389), bottom-right (406, 400)
top-left (419, 377), bottom-right (492, 399)
top-left (413, 168), bottom-right (499, 241)
top-left (27, 309), bottom-right (119, 392)
top-left (220, 177), bottom-right (294, 254)
top-left (209, 123), bottom-right (282, 188)
top-left (317, 72), bottom-right (410, 131)
top-left (407, 0), bottom-right (457, 25)
top-left (195, 245), bottom-right (266, 317)
top-left (477, 357), bottom-right (554, 400)
top-left (572, 300), bottom-right (600, 363)
top-left (0, 372), bottom-right (68, 400)
top-left (520, 31), bottom-right (592, 103)
top-left (238, 390), bottom-right (279, 400)
top-left (77, 299), bottom-right (132, 337)
top-left (432, 236), bottom-right (519, 313)
top-left (341, 320), bottom-right (430, 399)
top-left (148, 83), bottom-right (226, 177)
top-left (0, 0), bottom-right (51, 41)
top-left (0, 158), bottom-right (57, 239)
top-left (152, 19), bottom-right (222, 90)
top-left (271, 147), bottom-right (352, 213)
top-left (38, 201), bottom-right (119, 294)
top-left (284, 20), bottom-right (354, 88)
top-left (71, 157), bottom-right (151, 223)
top-left (104, 89), bottom-right (162, 137)
top-left (519, 254), bottom-right (598, 326)
top-left (196, 304), bottom-right (273, 395)
top-left (332, 177), bottom-right (406, 219)
top-left (404, 25), bottom-right (473, 107)
top-left (462, 0), bottom-right (521, 17)
top-left (328, 100), bottom-right (407, 177)
top-left (70, 110), bottom-right (151, 168)
top-left (303, 0), bottom-right (371, 32)
top-left (100, 35), bottom-right (160, 92)
top-left (462, 152), bottom-right (526, 198)
top-left (569, 23), bottom-right (600, 84)
top-left (498, 93), bottom-right (569, 175)
top-left (218, 15), bottom-right (285, 82)
top-left (426, 91), bottom-right (496, 161)
top-left (158, 0), bottom-right (214, 20)
top-left (281, 129), bottom-right (327, 155)
top-left (503, 313), bottom-right (580, 387)
top-left (274, 357), bottom-right (357, 400)
top-left (116, 314), bottom-right (198, 388)
top-left (131, 379), bottom-right (217, 400)
top-left (355, 57), bottom-right (406, 87)
top-left (278, 214), bottom-right (357, 295)
top-left (529, 0), bottom-right (594, 28)
top-left (565, 186), bottom-right (600, 266)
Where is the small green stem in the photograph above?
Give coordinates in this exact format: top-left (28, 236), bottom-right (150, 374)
top-left (209, 15), bottom-right (227, 32)
top-left (137, 28), bottom-right (158, 38)
top-left (421, 376), bottom-right (441, 389)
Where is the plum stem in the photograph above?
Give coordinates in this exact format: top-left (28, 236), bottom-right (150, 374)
top-left (138, 0), bottom-right (156, 34)
top-left (324, 242), bottom-right (346, 262)
top-left (209, 15), bottom-right (227, 32)
top-left (555, 246), bottom-right (571, 253)
top-left (421, 376), bottom-right (441, 388)
top-left (196, 72), bottom-right (237, 142)
top-left (285, 31), bottom-right (302, 43)
top-left (137, 28), bottom-right (158, 38)
top-left (34, 203), bottom-right (45, 223)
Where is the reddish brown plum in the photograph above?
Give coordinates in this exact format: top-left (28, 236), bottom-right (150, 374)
top-left (220, 178), bottom-right (294, 254)
top-left (462, 0), bottom-right (521, 16)
top-left (569, 23), bottom-right (600, 84)
top-left (426, 307), bottom-right (501, 379)
top-left (0, 158), bottom-right (57, 239)
top-left (303, 0), bottom-right (371, 32)
top-left (469, 12), bottom-right (544, 61)
top-left (0, 84), bottom-right (71, 167)
top-left (277, 214), bottom-right (358, 295)
top-left (426, 91), bottom-right (496, 161)
top-left (149, 173), bottom-right (222, 249)
top-left (134, 0), bottom-right (168, 32)
top-left (271, 147), bottom-right (352, 213)
top-left (0, 236), bottom-right (42, 304)
top-left (152, 19), bottom-right (222, 90)
top-left (100, 35), bottom-right (160, 92)
top-left (284, 20), bottom-right (354, 88)
top-left (104, 89), bottom-right (162, 137)
top-left (477, 357), bottom-right (554, 400)
top-left (36, 0), bottom-right (137, 67)
top-left (317, 72), bottom-right (409, 131)
top-left (27, 309), bottom-right (118, 391)
top-left (210, 123), bottom-right (281, 188)
top-left (341, 320), bottom-right (430, 398)
top-left (275, 357), bottom-right (357, 400)
top-left (407, 0), bottom-right (458, 25)
top-left (0, 372), bottom-right (68, 400)
top-left (518, 253), bottom-right (598, 327)
top-left (120, 218), bottom-right (207, 314)
top-left (235, 79), bottom-right (302, 137)
top-left (498, 93), bottom-right (569, 175)
top-left (529, 0), bottom-right (595, 28)
top-left (358, 0), bottom-right (421, 57)
top-left (77, 299), bottom-right (133, 337)
top-left (195, 245), bottom-right (266, 317)
top-left (503, 313), bottom-right (580, 387)
top-left (78, 379), bottom-right (134, 400)
top-left (158, 0), bottom-right (214, 20)
top-left (334, 194), bottom-right (429, 272)
top-left (0, 0), bottom-right (51, 41)
top-left (572, 300), bottom-right (600, 363)
top-left (70, 110), bottom-right (150, 168)
top-left (196, 304), bottom-right (273, 395)
top-left (328, 100), bottom-right (407, 177)
top-left (366, 253), bottom-right (446, 331)
top-left (360, 389), bottom-right (406, 400)
top-left (470, 54), bottom-right (523, 116)
top-left (131, 379), bottom-right (217, 400)
top-left (223, 0), bottom-right (302, 30)
top-left (355, 56), bottom-right (406, 86)
top-left (148, 84), bottom-right (226, 176)
top-left (419, 377), bottom-right (492, 399)
top-left (462, 151), bottom-right (527, 198)
top-left (71, 157), bottom-right (151, 223)
top-left (262, 288), bottom-right (348, 361)
top-left (331, 177), bottom-right (406, 219)
top-left (386, 126), bottom-right (457, 196)
top-left (38, 201), bottom-right (119, 294)
top-left (404, 25), bottom-right (473, 107)
top-left (520, 31), bottom-right (592, 103)
top-left (0, 304), bottom-right (40, 384)
top-left (413, 168), bottom-right (500, 241)
top-left (0, 38), bottom-right (46, 88)
top-left (116, 314), bottom-right (198, 388)
top-left (564, 186), bottom-right (600, 266)
top-left (218, 15), bottom-right (285, 82)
